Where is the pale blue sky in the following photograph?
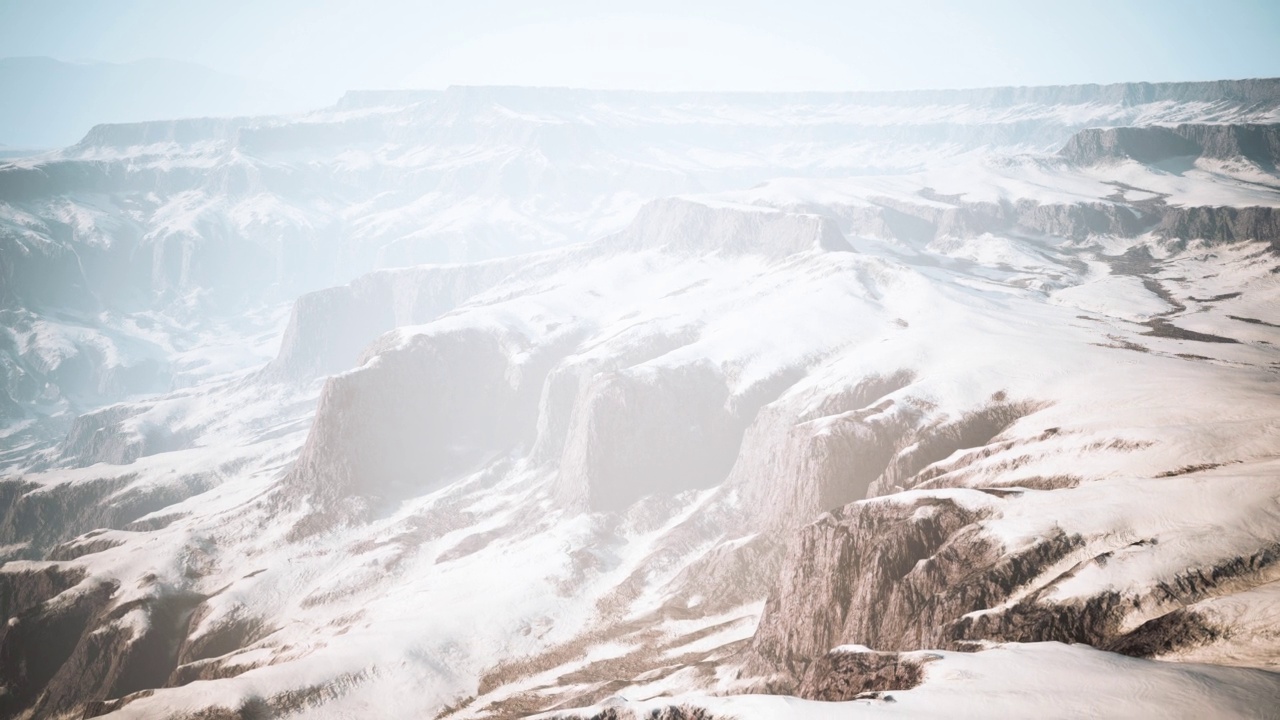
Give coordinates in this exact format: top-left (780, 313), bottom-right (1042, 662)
top-left (2, 0), bottom-right (1279, 95)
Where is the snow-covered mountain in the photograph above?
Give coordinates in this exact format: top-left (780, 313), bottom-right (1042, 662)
top-left (2, 81), bottom-right (1280, 719)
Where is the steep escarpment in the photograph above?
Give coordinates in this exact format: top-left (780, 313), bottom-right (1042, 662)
top-left (0, 470), bottom-right (219, 560)
top-left (748, 462), bottom-right (1280, 687)
top-left (73, 118), bottom-right (251, 151)
top-left (820, 171), bottom-right (1278, 252)
top-left (58, 402), bottom-right (193, 466)
top-left (286, 329), bottom-right (517, 515)
top-left (794, 646), bottom-right (932, 701)
top-left (610, 198), bottom-right (851, 258)
top-left (556, 361), bottom-right (743, 513)
top-left (1059, 126), bottom-right (1203, 165)
top-left (282, 199), bottom-right (863, 521)
top-left (285, 324), bottom-right (579, 522)
top-left (728, 373), bottom-right (1039, 531)
top-left (727, 371), bottom-right (918, 530)
top-left (1061, 123), bottom-right (1280, 167)
top-left (0, 568), bottom-right (203, 720)
top-left (1157, 205), bottom-right (1280, 251)
top-left (264, 257), bottom-right (527, 382)
top-left (747, 493), bottom-right (1007, 679)
top-left (821, 194), bottom-right (1153, 250)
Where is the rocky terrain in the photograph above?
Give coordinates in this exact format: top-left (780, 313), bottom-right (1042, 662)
top-left (1, 80), bottom-right (1280, 718)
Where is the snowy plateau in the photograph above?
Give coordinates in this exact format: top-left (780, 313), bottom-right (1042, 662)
top-left (1, 81), bottom-right (1280, 719)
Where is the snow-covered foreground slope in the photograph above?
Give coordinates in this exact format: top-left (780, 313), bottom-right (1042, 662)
top-left (2, 82), bottom-right (1280, 719)
top-left (540, 643), bottom-right (1280, 720)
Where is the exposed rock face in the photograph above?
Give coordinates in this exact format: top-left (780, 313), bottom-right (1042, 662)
top-left (167, 605), bottom-right (274, 687)
top-left (264, 258), bottom-right (524, 382)
top-left (1011, 198), bottom-right (1149, 239)
top-left (1061, 123), bottom-right (1280, 167)
top-left (73, 117), bottom-right (250, 150)
top-left (610, 198), bottom-right (851, 258)
top-left (1060, 126), bottom-right (1203, 165)
top-left (530, 328), bottom-right (702, 466)
top-left (748, 493), bottom-right (1005, 677)
top-left (283, 196), bottom-right (872, 519)
top-left (557, 362), bottom-right (742, 512)
top-left (0, 572), bottom-right (203, 720)
top-left (0, 562), bottom-right (84, 624)
top-left (728, 373), bottom-right (1035, 531)
top-left (868, 400), bottom-right (1039, 496)
top-left (0, 472), bottom-right (214, 559)
top-left (795, 647), bottom-right (931, 701)
top-left (825, 163), bottom-right (1279, 253)
top-left (1157, 205), bottom-right (1280, 251)
top-left (749, 474), bottom-right (1280, 687)
top-left (728, 371), bottom-right (917, 530)
top-left (547, 706), bottom-right (730, 720)
top-left (286, 323), bottom-right (581, 520)
top-left (826, 195), bottom-right (1155, 251)
top-left (286, 328), bottom-right (523, 515)
top-left (58, 402), bottom-right (193, 466)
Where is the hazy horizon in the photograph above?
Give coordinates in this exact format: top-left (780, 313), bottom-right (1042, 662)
top-left (4, 0), bottom-right (1280, 94)
top-left (4, 0), bottom-right (1280, 148)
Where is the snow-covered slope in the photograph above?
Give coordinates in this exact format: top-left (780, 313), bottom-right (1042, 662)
top-left (3, 82), bottom-right (1280, 434)
top-left (2, 82), bottom-right (1280, 719)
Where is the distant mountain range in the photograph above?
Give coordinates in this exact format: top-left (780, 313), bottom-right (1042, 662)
top-left (0, 56), bottom-right (327, 149)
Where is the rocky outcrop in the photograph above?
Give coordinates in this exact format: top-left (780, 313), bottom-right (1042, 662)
top-left (73, 118), bottom-right (249, 151)
top-left (550, 355), bottom-right (810, 514)
top-left (747, 483), bottom-right (1280, 688)
top-left (167, 606), bottom-right (274, 687)
top-left (556, 362), bottom-right (744, 513)
top-left (728, 371), bottom-right (1036, 530)
top-left (1061, 123), bottom-right (1280, 167)
top-left (0, 580), bottom-right (203, 719)
top-left (1060, 126), bottom-right (1202, 165)
top-left (826, 194), bottom-right (1154, 249)
top-left (729, 371), bottom-right (917, 530)
top-left (286, 328), bottom-right (518, 515)
top-left (530, 329), bottom-right (701, 467)
top-left (285, 324), bottom-right (579, 524)
top-left (795, 646), bottom-right (931, 701)
top-left (0, 560), bottom-right (283, 718)
top-left (747, 493), bottom-right (1004, 678)
top-left (547, 706), bottom-right (730, 720)
top-left (1175, 123), bottom-right (1280, 165)
top-left (607, 198), bottom-right (851, 259)
top-left (868, 400), bottom-right (1039, 496)
top-left (58, 402), bottom-right (196, 466)
top-left (0, 471), bottom-right (214, 559)
top-left (1010, 198), bottom-right (1149, 239)
top-left (832, 178), bottom-right (1276, 252)
top-left (264, 257), bottom-right (526, 382)
top-left (1157, 205), bottom-right (1280, 251)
